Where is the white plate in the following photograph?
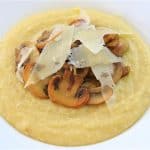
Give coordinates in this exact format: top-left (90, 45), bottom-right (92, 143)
top-left (0, 0), bottom-right (150, 150)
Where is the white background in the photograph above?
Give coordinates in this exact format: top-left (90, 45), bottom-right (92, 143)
top-left (0, 0), bottom-right (150, 150)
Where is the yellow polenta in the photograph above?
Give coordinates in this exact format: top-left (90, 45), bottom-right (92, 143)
top-left (0, 8), bottom-right (150, 146)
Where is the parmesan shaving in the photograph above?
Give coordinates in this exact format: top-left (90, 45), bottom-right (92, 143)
top-left (73, 26), bottom-right (132, 55)
top-left (91, 64), bottom-right (115, 104)
top-left (73, 27), bottom-right (103, 54)
top-left (25, 25), bottom-right (74, 86)
top-left (91, 64), bottom-right (115, 88)
top-left (69, 45), bottom-right (122, 68)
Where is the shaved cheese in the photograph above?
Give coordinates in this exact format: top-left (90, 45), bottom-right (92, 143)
top-left (91, 63), bottom-right (117, 105)
top-left (73, 26), bottom-right (132, 55)
top-left (25, 25), bottom-right (74, 86)
top-left (73, 26), bottom-right (128, 54)
top-left (69, 45), bottom-right (122, 68)
top-left (16, 46), bottom-right (34, 82)
top-left (91, 64), bottom-right (115, 106)
top-left (74, 27), bottom-right (103, 54)
top-left (91, 64), bottom-right (115, 88)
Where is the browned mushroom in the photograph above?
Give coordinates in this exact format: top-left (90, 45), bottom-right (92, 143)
top-left (88, 86), bottom-right (113, 105)
top-left (36, 30), bottom-right (51, 52)
top-left (112, 63), bottom-right (123, 83)
top-left (104, 34), bottom-right (119, 44)
top-left (104, 34), bottom-right (129, 57)
top-left (15, 41), bottom-right (39, 71)
top-left (15, 41), bottom-right (32, 66)
top-left (36, 30), bottom-right (62, 52)
top-left (22, 62), bottom-right (50, 99)
top-left (71, 40), bottom-right (82, 48)
top-left (56, 63), bottom-right (89, 78)
top-left (69, 19), bottom-right (86, 26)
top-left (48, 69), bottom-right (89, 108)
top-left (15, 48), bottom-right (21, 68)
top-left (83, 77), bottom-right (112, 105)
top-left (82, 63), bottom-right (130, 105)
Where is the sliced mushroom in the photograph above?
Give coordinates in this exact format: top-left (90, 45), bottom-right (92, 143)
top-left (82, 79), bottom-right (100, 93)
top-left (15, 41), bottom-right (39, 68)
top-left (104, 34), bottom-right (119, 44)
top-left (19, 41), bottom-right (33, 49)
top-left (112, 63), bottom-right (123, 83)
top-left (104, 34), bottom-right (129, 57)
top-left (71, 40), bottom-right (82, 48)
top-left (48, 69), bottom-right (89, 108)
top-left (69, 19), bottom-right (86, 26)
top-left (15, 48), bottom-right (21, 68)
top-left (37, 30), bottom-right (51, 42)
top-left (15, 41), bottom-right (33, 67)
top-left (22, 62), bottom-right (50, 99)
top-left (36, 30), bottom-right (51, 52)
top-left (15, 41), bottom-right (40, 82)
top-left (113, 38), bottom-right (129, 57)
top-left (88, 86), bottom-right (113, 105)
top-left (84, 71), bottom-right (113, 105)
top-left (36, 29), bottom-right (62, 52)
top-left (36, 41), bottom-right (48, 52)
top-left (75, 67), bottom-right (89, 78)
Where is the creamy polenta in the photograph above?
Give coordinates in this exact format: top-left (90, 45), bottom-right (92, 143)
top-left (0, 8), bottom-right (150, 146)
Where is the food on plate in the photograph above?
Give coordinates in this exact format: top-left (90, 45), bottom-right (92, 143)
top-left (0, 8), bottom-right (150, 146)
top-left (22, 62), bottom-right (50, 99)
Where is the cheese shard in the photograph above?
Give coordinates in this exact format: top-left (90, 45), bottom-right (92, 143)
top-left (25, 25), bottom-right (74, 86)
top-left (73, 27), bottom-right (103, 54)
top-left (69, 45), bottom-right (122, 68)
top-left (91, 64), bottom-right (115, 88)
top-left (73, 26), bottom-right (130, 54)
top-left (74, 26), bottom-right (132, 55)
top-left (91, 64), bottom-right (116, 105)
